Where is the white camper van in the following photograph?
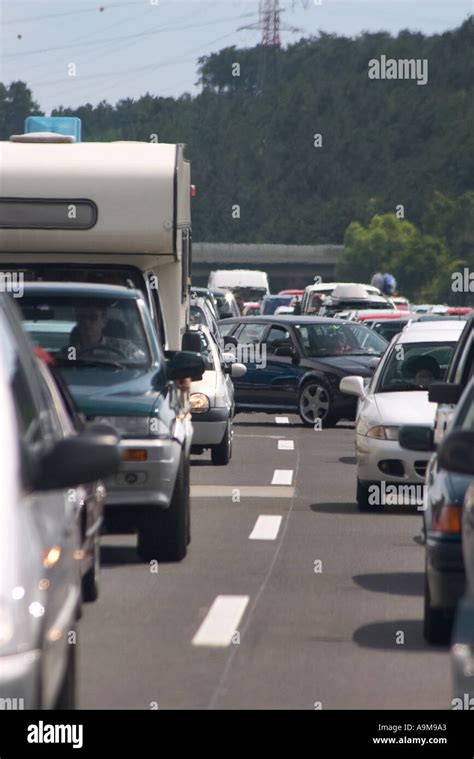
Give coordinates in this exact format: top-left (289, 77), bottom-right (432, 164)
top-left (208, 269), bottom-right (270, 303)
top-left (0, 133), bottom-right (192, 350)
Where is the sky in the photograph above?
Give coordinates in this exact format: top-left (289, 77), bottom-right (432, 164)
top-left (0, 0), bottom-right (471, 114)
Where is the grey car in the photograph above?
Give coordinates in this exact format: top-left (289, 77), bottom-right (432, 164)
top-left (0, 294), bottom-right (119, 709)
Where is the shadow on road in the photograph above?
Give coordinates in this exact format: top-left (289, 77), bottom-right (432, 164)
top-left (310, 501), bottom-right (422, 516)
top-left (100, 544), bottom-right (141, 566)
top-left (339, 456), bottom-right (356, 465)
top-left (353, 620), bottom-right (448, 651)
top-left (353, 572), bottom-right (424, 596)
top-left (310, 502), bottom-right (357, 515)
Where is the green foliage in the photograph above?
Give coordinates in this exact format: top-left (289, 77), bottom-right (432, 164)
top-left (0, 81), bottom-right (42, 138)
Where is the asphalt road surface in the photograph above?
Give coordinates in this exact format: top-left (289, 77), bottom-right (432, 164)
top-left (78, 414), bottom-right (451, 710)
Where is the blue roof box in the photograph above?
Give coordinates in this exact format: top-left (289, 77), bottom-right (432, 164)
top-left (24, 116), bottom-right (82, 143)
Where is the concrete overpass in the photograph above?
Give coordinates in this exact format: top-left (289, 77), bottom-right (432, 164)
top-left (191, 243), bottom-right (343, 292)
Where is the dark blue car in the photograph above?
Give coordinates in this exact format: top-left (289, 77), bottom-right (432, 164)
top-left (218, 316), bottom-right (388, 426)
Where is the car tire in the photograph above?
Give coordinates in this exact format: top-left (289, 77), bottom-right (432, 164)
top-left (356, 479), bottom-right (380, 512)
top-left (81, 533), bottom-right (100, 603)
top-left (211, 420), bottom-right (232, 465)
top-left (423, 566), bottom-right (453, 645)
top-left (298, 381), bottom-right (338, 428)
top-left (54, 637), bottom-right (76, 710)
top-left (137, 454), bottom-right (189, 562)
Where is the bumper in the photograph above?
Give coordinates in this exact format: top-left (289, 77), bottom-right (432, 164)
top-left (0, 649), bottom-right (41, 709)
top-left (356, 433), bottom-right (429, 485)
top-left (103, 436), bottom-right (182, 510)
top-left (191, 408), bottom-right (229, 447)
top-left (426, 537), bottom-right (465, 610)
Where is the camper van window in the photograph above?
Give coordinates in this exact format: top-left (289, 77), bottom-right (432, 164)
top-left (0, 199), bottom-right (97, 230)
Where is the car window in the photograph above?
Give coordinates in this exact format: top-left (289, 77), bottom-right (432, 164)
top-left (453, 332), bottom-right (473, 386)
top-left (218, 321), bottom-right (236, 338)
top-left (265, 326), bottom-right (292, 355)
top-left (198, 332), bottom-right (215, 370)
top-left (235, 323), bottom-right (267, 344)
top-left (0, 310), bottom-right (42, 447)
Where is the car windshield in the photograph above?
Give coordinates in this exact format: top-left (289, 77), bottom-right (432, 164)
top-left (294, 322), bottom-right (387, 357)
top-left (376, 341), bottom-right (456, 392)
top-left (20, 295), bottom-right (152, 368)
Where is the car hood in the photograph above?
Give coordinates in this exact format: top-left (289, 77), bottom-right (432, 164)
top-left (191, 370), bottom-right (218, 399)
top-left (374, 391), bottom-right (436, 426)
top-left (61, 367), bottom-right (162, 417)
top-left (305, 354), bottom-right (376, 376)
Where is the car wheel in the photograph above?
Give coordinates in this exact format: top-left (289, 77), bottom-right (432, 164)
top-left (211, 420), bottom-right (232, 465)
top-left (298, 381), bottom-right (337, 427)
top-left (81, 533), bottom-right (100, 603)
top-left (137, 455), bottom-right (189, 562)
top-left (423, 565), bottom-right (453, 645)
top-left (54, 637), bottom-right (76, 710)
top-left (356, 479), bottom-right (380, 512)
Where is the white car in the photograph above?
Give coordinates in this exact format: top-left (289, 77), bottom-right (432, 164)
top-left (189, 325), bottom-right (246, 465)
top-left (340, 321), bottom-right (465, 510)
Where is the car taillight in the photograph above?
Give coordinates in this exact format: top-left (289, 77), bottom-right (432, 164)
top-left (432, 505), bottom-right (461, 533)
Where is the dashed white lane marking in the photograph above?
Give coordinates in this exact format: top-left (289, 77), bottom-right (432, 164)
top-left (278, 439), bottom-right (294, 450)
top-left (191, 485), bottom-right (294, 498)
top-left (271, 469), bottom-right (293, 485)
top-left (249, 515), bottom-right (282, 541)
top-left (192, 596), bottom-right (249, 647)
top-left (275, 416), bottom-right (289, 424)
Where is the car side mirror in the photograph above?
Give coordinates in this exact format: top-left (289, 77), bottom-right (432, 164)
top-left (438, 430), bottom-right (474, 475)
top-left (274, 346), bottom-right (294, 357)
top-left (399, 425), bottom-right (435, 452)
top-left (33, 433), bottom-right (120, 491)
top-left (429, 382), bottom-right (462, 405)
top-left (166, 350), bottom-right (205, 382)
top-left (181, 330), bottom-right (202, 353)
top-left (339, 376), bottom-right (366, 397)
top-left (222, 335), bottom-right (238, 350)
top-left (368, 357), bottom-right (381, 370)
top-left (230, 363), bottom-right (246, 378)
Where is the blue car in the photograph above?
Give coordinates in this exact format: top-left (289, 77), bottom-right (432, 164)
top-left (19, 282), bottom-right (204, 562)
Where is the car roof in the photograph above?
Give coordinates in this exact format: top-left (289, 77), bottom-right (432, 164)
top-left (397, 321), bottom-right (465, 343)
top-left (218, 315), bottom-right (367, 325)
top-left (21, 282), bottom-right (142, 299)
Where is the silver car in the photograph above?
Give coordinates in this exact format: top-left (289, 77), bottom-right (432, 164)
top-left (0, 294), bottom-right (119, 709)
top-left (340, 321), bottom-right (465, 511)
top-left (189, 325), bottom-right (246, 465)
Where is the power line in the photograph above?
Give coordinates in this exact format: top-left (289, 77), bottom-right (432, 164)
top-left (2, 1), bottom-right (148, 27)
top-left (3, 9), bottom-right (256, 59)
top-left (37, 30), bottom-right (238, 105)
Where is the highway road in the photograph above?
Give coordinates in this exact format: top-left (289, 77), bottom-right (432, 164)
top-left (78, 414), bottom-right (452, 710)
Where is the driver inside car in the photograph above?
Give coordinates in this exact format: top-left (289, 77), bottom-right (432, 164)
top-left (68, 304), bottom-right (144, 361)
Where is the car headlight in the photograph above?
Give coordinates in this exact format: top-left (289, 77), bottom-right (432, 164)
top-left (366, 425), bottom-right (399, 440)
top-left (190, 393), bottom-right (210, 413)
top-left (92, 416), bottom-right (150, 437)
